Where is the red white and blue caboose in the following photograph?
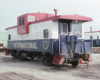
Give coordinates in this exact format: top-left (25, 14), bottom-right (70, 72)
top-left (5, 9), bottom-right (93, 67)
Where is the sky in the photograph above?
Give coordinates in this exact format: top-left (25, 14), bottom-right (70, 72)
top-left (0, 0), bottom-right (100, 32)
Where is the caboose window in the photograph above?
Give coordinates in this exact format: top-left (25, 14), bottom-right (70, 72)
top-left (97, 36), bottom-right (99, 39)
top-left (8, 34), bottom-right (11, 40)
top-left (19, 17), bottom-right (24, 26)
top-left (44, 29), bottom-right (49, 38)
top-left (61, 23), bottom-right (68, 34)
top-left (72, 21), bottom-right (82, 38)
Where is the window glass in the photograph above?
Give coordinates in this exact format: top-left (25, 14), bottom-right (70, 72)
top-left (62, 23), bottom-right (68, 34)
top-left (22, 17), bottom-right (24, 25)
top-left (97, 36), bottom-right (99, 39)
top-left (72, 23), bottom-right (82, 38)
top-left (19, 17), bottom-right (24, 26)
top-left (8, 34), bottom-right (11, 40)
top-left (19, 18), bottom-right (21, 25)
top-left (44, 29), bottom-right (49, 38)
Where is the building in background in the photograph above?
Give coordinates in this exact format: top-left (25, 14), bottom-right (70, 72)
top-left (84, 27), bottom-right (100, 40)
top-left (0, 32), bottom-right (7, 47)
top-left (84, 27), bottom-right (100, 53)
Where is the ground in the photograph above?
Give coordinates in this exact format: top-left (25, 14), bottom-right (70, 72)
top-left (0, 52), bottom-right (100, 80)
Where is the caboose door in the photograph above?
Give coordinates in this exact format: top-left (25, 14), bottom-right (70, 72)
top-left (59, 23), bottom-right (69, 57)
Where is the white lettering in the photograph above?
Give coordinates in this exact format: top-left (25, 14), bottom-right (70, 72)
top-left (27, 42), bottom-right (30, 48)
top-left (13, 42), bottom-right (37, 49)
top-left (32, 42), bottom-right (37, 49)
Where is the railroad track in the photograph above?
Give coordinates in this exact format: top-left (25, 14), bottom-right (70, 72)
top-left (0, 66), bottom-right (35, 80)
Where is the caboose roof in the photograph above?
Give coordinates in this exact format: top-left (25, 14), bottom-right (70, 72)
top-left (5, 14), bottom-right (93, 30)
top-left (59, 15), bottom-right (92, 21)
top-left (29, 14), bottom-right (92, 24)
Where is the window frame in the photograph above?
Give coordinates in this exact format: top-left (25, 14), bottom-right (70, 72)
top-left (43, 29), bottom-right (49, 38)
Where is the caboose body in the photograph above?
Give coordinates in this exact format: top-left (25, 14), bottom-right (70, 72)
top-left (5, 9), bottom-right (93, 67)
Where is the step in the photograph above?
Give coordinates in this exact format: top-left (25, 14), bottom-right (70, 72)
top-left (54, 59), bottom-right (60, 63)
top-left (55, 59), bottom-right (60, 60)
top-left (52, 62), bottom-right (60, 65)
top-left (56, 56), bottom-right (62, 59)
top-left (54, 54), bottom-right (62, 59)
top-left (53, 54), bottom-right (65, 65)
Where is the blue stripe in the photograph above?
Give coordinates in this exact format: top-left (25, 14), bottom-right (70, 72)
top-left (8, 39), bottom-right (59, 55)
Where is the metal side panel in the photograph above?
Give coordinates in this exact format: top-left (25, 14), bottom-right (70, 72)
top-left (60, 42), bottom-right (70, 58)
top-left (61, 42), bottom-right (68, 54)
top-left (7, 39), bottom-right (60, 55)
top-left (8, 39), bottom-right (52, 53)
top-left (75, 43), bottom-right (82, 54)
top-left (75, 42), bottom-right (92, 54)
top-left (52, 40), bottom-right (59, 54)
top-left (85, 42), bottom-right (92, 54)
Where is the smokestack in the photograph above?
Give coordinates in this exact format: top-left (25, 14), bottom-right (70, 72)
top-left (54, 9), bottom-right (58, 16)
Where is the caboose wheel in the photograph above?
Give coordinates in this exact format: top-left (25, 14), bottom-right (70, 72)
top-left (71, 60), bottom-right (79, 67)
top-left (41, 56), bottom-right (53, 66)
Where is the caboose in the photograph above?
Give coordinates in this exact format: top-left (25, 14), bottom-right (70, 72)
top-left (5, 9), bottom-right (93, 67)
